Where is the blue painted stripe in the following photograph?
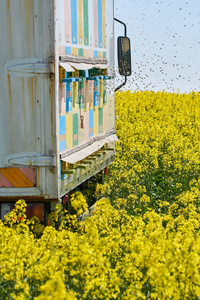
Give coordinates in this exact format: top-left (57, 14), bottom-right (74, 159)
top-left (98, 0), bottom-right (103, 48)
top-left (89, 109), bottom-right (94, 138)
top-left (71, 0), bottom-right (78, 44)
top-left (60, 140), bottom-right (66, 152)
top-left (62, 78), bottom-right (81, 83)
top-left (65, 46), bottom-right (72, 55)
top-left (94, 50), bottom-right (98, 58)
top-left (59, 116), bottom-right (66, 151)
top-left (66, 82), bottom-right (73, 112)
top-left (93, 79), bottom-right (99, 106)
top-left (59, 116), bottom-right (66, 135)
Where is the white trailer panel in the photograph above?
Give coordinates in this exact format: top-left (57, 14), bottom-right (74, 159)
top-left (0, 0), bottom-right (116, 202)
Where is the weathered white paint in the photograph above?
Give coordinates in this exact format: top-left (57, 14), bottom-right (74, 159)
top-left (0, 0), bottom-right (58, 199)
top-left (0, 0), bottom-right (115, 201)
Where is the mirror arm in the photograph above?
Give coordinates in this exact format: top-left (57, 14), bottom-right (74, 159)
top-left (115, 76), bottom-right (127, 92)
top-left (114, 18), bottom-right (127, 37)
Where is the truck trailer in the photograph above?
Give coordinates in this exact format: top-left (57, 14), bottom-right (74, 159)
top-left (0, 0), bottom-right (131, 222)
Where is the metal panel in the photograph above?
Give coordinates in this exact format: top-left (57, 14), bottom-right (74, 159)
top-left (0, 0), bottom-right (58, 200)
top-left (0, 0), bottom-right (116, 201)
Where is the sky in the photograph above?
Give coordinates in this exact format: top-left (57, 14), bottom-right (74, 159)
top-left (114, 0), bottom-right (200, 93)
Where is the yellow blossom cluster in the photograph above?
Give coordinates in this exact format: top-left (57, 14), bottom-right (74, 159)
top-left (70, 191), bottom-right (88, 217)
top-left (99, 90), bottom-right (200, 215)
top-left (1, 195), bottom-right (200, 299)
top-left (1, 91), bottom-right (200, 299)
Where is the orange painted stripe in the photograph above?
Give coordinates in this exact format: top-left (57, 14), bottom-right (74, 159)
top-left (0, 172), bottom-right (14, 188)
top-left (60, 134), bottom-right (66, 142)
top-left (0, 168), bottom-right (34, 188)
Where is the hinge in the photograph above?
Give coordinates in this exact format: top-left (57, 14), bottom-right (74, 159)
top-left (7, 62), bottom-right (54, 75)
top-left (6, 57), bottom-right (55, 76)
top-left (7, 154), bottom-right (56, 167)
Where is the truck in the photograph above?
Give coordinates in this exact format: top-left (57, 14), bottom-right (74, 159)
top-left (0, 0), bottom-right (131, 223)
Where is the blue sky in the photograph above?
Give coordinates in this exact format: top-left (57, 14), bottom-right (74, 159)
top-left (114, 0), bottom-right (200, 93)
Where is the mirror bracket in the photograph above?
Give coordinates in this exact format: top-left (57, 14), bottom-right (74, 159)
top-left (114, 18), bottom-right (127, 37)
top-left (114, 18), bottom-right (131, 92)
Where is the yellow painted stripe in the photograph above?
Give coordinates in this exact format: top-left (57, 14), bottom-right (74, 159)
top-left (1, 168), bottom-right (34, 188)
top-left (66, 114), bottom-right (73, 149)
top-left (72, 47), bottom-right (78, 56)
top-left (77, 0), bottom-right (84, 45)
top-left (89, 81), bottom-right (93, 110)
top-left (93, 108), bottom-right (98, 135)
top-left (102, 0), bottom-right (106, 49)
top-left (72, 82), bottom-right (79, 112)
top-left (99, 79), bottom-right (103, 107)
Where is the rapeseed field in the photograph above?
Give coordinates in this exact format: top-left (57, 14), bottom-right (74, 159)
top-left (1, 91), bottom-right (200, 299)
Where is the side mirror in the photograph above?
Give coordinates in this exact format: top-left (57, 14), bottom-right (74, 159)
top-left (117, 37), bottom-right (132, 76)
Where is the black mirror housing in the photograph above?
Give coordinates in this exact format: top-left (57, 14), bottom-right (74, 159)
top-left (117, 37), bottom-right (132, 76)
